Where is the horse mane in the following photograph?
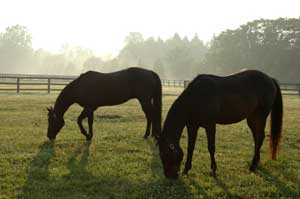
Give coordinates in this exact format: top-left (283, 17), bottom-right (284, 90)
top-left (53, 77), bottom-right (79, 116)
top-left (161, 97), bottom-right (187, 144)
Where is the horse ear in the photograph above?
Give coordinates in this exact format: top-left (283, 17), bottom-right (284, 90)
top-left (47, 107), bottom-right (54, 112)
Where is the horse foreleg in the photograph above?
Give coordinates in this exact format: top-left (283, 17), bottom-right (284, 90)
top-left (205, 123), bottom-right (217, 178)
top-left (77, 109), bottom-right (90, 140)
top-left (87, 111), bottom-right (94, 141)
top-left (183, 125), bottom-right (198, 175)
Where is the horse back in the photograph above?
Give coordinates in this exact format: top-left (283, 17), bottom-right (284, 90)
top-left (70, 68), bottom-right (159, 107)
top-left (184, 70), bottom-right (276, 125)
top-left (217, 70), bottom-right (275, 123)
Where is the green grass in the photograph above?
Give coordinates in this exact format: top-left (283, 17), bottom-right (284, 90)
top-left (0, 91), bottom-right (299, 199)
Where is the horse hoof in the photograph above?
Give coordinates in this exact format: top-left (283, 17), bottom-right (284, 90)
top-left (210, 172), bottom-right (217, 178)
top-left (249, 165), bottom-right (256, 172)
top-left (182, 171), bottom-right (189, 176)
top-left (143, 135), bottom-right (149, 139)
top-left (152, 135), bottom-right (159, 140)
top-left (86, 136), bottom-right (92, 141)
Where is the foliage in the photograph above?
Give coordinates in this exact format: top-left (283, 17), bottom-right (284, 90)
top-left (0, 26), bottom-right (96, 75)
top-left (82, 57), bottom-right (104, 72)
top-left (1, 18), bottom-right (300, 82)
top-left (117, 33), bottom-right (208, 79)
top-left (205, 18), bottom-right (300, 82)
top-left (0, 25), bottom-right (34, 73)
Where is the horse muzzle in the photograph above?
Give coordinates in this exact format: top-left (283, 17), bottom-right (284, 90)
top-left (47, 134), bottom-right (56, 140)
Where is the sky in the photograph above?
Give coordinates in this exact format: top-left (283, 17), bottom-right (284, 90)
top-left (1, 0), bottom-right (299, 56)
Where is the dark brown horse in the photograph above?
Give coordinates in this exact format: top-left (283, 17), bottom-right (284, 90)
top-left (47, 67), bottom-right (162, 141)
top-left (158, 70), bottom-right (283, 179)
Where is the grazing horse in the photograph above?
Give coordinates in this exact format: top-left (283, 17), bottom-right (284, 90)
top-left (158, 70), bottom-right (283, 179)
top-left (47, 67), bottom-right (162, 141)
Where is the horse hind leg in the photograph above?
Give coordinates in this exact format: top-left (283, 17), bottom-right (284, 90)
top-left (205, 123), bottom-right (217, 177)
top-left (139, 100), bottom-right (152, 139)
top-left (150, 101), bottom-right (159, 139)
top-left (247, 113), bottom-right (267, 172)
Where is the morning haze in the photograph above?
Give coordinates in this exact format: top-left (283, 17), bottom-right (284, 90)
top-left (0, 0), bottom-right (300, 82)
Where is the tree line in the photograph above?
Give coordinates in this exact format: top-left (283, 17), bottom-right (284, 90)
top-left (205, 18), bottom-right (300, 82)
top-left (0, 25), bottom-right (95, 75)
top-left (1, 18), bottom-right (300, 82)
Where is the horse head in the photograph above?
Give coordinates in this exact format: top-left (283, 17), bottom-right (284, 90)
top-left (47, 107), bottom-right (65, 140)
top-left (158, 136), bottom-right (183, 179)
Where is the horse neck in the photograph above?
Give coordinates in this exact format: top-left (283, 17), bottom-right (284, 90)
top-left (54, 86), bottom-right (74, 117)
top-left (162, 99), bottom-right (187, 145)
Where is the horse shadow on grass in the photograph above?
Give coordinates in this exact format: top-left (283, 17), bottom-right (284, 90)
top-left (256, 165), bottom-right (300, 197)
top-left (146, 139), bottom-right (245, 199)
top-left (143, 139), bottom-right (195, 199)
top-left (20, 139), bottom-right (287, 199)
top-left (95, 115), bottom-right (123, 121)
top-left (146, 139), bottom-right (246, 199)
top-left (18, 141), bottom-right (55, 199)
top-left (18, 141), bottom-right (137, 199)
top-left (19, 139), bottom-right (196, 199)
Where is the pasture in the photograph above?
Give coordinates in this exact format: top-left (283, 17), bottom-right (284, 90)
top-left (0, 90), bottom-right (299, 199)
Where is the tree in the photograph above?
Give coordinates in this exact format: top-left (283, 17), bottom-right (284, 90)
top-left (204, 18), bottom-right (300, 82)
top-left (0, 25), bottom-right (34, 73)
top-left (116, 32), bottom-right (208, 79)
top-left (82, 56), bottom-right (104, 72)
top-left (60, 44), bottom-right (95, 74)
top-left (125, 32), bottom-right (144, 45)
top-left (153, 59), bottom-right (166, 78)
top-left (0, 25), bottom-right (32, 49)
top-left (119, 32), bottom-right (145, 67)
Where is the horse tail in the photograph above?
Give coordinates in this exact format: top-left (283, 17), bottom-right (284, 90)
top-left (270, 79), bottom-right (283, 160)
top-left (152, 72), bottom-right (162, 138)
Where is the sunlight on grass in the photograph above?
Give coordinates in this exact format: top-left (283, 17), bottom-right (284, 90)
top-left (0, 93), bottom-right (299, 199)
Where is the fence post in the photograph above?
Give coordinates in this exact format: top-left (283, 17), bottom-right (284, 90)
top-left (47, 78), bottom-right (51, 93)
top-left (184, 80), bottom-right (189, 88)
top-left (16, 77), bottom-right (20, 93)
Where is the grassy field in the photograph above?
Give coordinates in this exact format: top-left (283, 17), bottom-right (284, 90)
top-left (0, 90), bottom-right (299, 199)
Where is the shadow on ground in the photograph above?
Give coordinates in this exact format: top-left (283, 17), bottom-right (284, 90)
top-left (18, 141), bottom-right (138, 199)
top-left (257, 165), bottom-right (300, 198)
top-left (18, 140), bottom-right (299, 199)
top-left (18, 140), bottom-right (193, 199)
top-left (95, 115), bottom-right (123, 120)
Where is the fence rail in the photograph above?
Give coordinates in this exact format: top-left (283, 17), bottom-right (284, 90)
top-left (0, 74), bottom-right (299, 96)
